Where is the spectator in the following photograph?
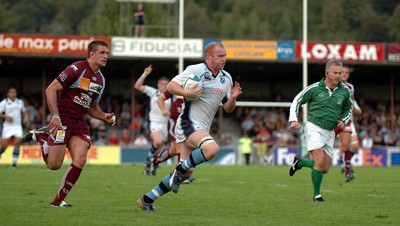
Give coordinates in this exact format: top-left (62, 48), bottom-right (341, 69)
top-left (120, 128), bottom-right (133, 146)
top-left (241, 114), bottom-right (255, 135)
top-left (361, 134), bottom-right (373, 149)
top-left (219, 132), bottom-right (232, 146)
top-left (287, 132), bottom-right (299, 147)
top-left (89, 117), bottom-right (102, 141)
top-left (107, 131), bottom-right (120, 145)
top-left (130, 117), bottom-right (143, 137)
top-left (372, 132), bottom-right (385, 148)
top-left (119, 101), bottom-right (131, 128)
top-left (95, 124), bottom-right (108, 145)
top-left (134, 3), bottom-right (146, 37)
top-left (133, 132), bottom-right (150, 147)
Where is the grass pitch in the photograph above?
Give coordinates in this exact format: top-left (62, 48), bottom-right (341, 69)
top-left (0, 164), bottom-right (399, 226)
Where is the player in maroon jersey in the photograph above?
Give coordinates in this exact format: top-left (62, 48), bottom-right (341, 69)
top-left (151, 90), bottom-right (183, 173)
top-left (23, 40), bottom-right (116, 207)
top-left (334, 65), bottom-right (362, 182)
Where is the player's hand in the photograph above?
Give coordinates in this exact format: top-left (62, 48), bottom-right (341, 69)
top-left (143, 65), bottom-right (153, 77)
top-left (290, 121), bottom-right (301, 131)
top-left (48, 114), bottom-right (62, 136)
top-left (5, 116), bottom-right (13, 123)
top-left (337, 120), bottom-right (345, 129)
top-left (23, 117), bottom-right (28, 126)
top-left (231, 81), bottom-right (242, 99)
top-left (185, 83), bottom-right (202, 101)
top-left (105, 113), bottom-right (117, 126)
top-left (162, 110), bottom-right (171, 117)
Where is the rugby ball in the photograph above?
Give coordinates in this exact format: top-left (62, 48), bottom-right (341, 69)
top-left (182, 74), bottom-right (202, 102)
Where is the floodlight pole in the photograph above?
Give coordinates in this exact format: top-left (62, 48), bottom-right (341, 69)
top-left (178, 0), bottom-right (184, 73)
top-left (302, 0), bottom-right (308, 121)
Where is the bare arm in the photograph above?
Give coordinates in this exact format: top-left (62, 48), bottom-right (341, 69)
top-left (167, 80), bottom-right (202, 101)
top-left (134, 65), bottom-right (153, 93)
top-left (45, 79), bottom-right (63, 134)
top-left (88, 102), bottom-right (116, 126)
top-left (0, 113), bottom-right (12, 122)
top-left (22, 111), bottom-right (29, 126)
top-left (157, 93), bottom-right (170, 117)
top-left (223, 81), bottom-right (242, 113)
top-left (352, 98), bottom-right (362, 116)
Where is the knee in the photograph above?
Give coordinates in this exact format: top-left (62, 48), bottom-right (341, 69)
top-left (342, 144), bottom-right (351, 151)
top-left (73, 156), bottom-right (87, 168)
top-left (153, 140), bottom-right (164, 149)
top-left (202, 143), bottom-right (219, 160)
top-left (47, 162), bottom-right (62, 170)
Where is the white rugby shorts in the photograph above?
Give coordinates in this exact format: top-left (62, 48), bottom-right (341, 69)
top-left (1, 125), bottom-right (23, 139)
top-left (149, 121), bottom-right (168, 141)
top-left (304, 121), bottom-right (335, 158)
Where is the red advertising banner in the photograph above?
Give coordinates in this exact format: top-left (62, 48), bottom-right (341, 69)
top-left (0, 145), bottom-right (120, 165)
top-left (387, 43), bottom-right (400, 62)
top-left (0, 34), bottom-right (110, 56)
top-left (295, 41), bottom-right (384, 62)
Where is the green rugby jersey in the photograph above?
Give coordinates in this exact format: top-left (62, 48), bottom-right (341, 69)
top-left (289, 78), bottom-right (352, 131)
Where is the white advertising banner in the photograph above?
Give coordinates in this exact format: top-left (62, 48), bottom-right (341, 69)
top-left (111, 37), bottom-right (203, 58)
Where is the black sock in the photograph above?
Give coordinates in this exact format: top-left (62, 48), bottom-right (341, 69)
top-left (176, 164), bottom-right (187, 175)
top-left (143, 195), bottom-right (153, 203)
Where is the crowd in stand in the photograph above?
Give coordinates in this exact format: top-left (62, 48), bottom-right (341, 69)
top-left (17, 92), bottom-right (400, 150)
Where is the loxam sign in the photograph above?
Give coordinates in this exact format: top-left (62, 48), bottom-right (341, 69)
top-left (295, 41), bottom-right (384, 62)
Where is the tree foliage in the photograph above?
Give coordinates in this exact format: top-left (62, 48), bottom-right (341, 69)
top-left (0, 0), bottom-right (399, 42)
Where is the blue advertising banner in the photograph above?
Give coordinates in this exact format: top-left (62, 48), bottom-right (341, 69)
top-left (277, 41), bottom-right (294, 60)
top-left (120, 147), bottom-right (235, 165)
top-left (273, 147), bottom-right (388, 167)
top-left (391, 153), bottom-right (400, 165)
top-left (204, 39), bottom-right (222, 48)
top-left (359, 149), bottom-right (387, 167)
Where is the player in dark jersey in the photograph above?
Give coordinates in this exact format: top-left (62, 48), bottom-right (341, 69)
top-left (334, 65), bottom-right (362, 182)
top-left (151, 90), bottom-right (183, 173)
top-left (23, 40), bottom-right (116, 207)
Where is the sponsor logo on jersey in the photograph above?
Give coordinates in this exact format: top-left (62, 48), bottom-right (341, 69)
top-left (202, 86), bottom-right (224, 95)
top-left (73, 93), bottom-right (92, 109)
top-left (337, 97), bottom-right (343, 105)
top-left (203, 73), bottom-right (212, 81)
top-left (71, 64), bottom-right (78, 72)
top-left (59, 72), bottom-right (68, 82)
top-left (78, 77), bottom-right (90, 91)
top-left (89, 82), bottom-right (102, 94)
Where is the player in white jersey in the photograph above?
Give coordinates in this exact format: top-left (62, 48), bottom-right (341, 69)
top-left (335, 65), bottom-right (362, 182)
top-left (0, 86), bottom-right (28, 168)
top-left (134, 65), bottom-right (171, 175)
top-left (136, 42), bottom-right (242, 211)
